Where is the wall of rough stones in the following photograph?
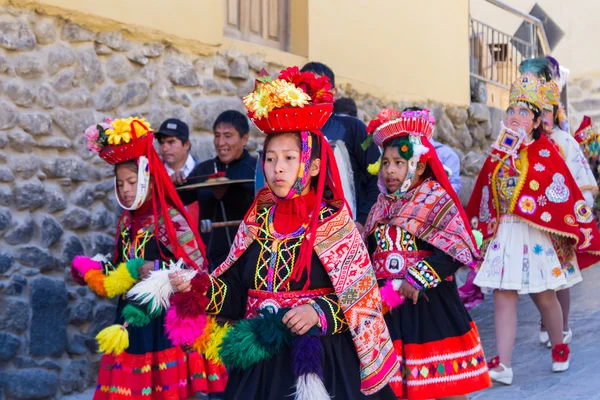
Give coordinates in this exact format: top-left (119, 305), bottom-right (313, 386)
top-left (568, 77), bottom-right (600, 132)
top-left (0, 5), bottom-right (501, 399)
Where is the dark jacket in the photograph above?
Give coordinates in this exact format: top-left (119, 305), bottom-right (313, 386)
top-left (322, 114), bottom-right (381, 225)
top-left (179, 149), bottom-right (257, 270)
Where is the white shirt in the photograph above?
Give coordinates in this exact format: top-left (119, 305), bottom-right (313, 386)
top-left (165, 154), bottom-right (196, 178)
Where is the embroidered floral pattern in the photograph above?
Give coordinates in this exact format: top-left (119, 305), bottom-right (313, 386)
top-left (533, 163), bottom-right (546, 172)
top-left (539, 149), bottom-right (550, 157)
top-left (487, 217), bottom-right (498, 235)
top-left (529, 180), bottom-right (540, 191)
top-left (533, 244), bottom-right (543, 255)
top-left (490, 241), bottom-right (500, 251)
top-left (470, 217), bottom-right (478, 230)
top-left (552, 267), bottom-right (562, 277)
top-left (541, 211), bottom-right (552, 222)
top-left (537, 195), bottom-right (547, 207)
top-left (545, 173), bottom-right (570, 203)
top-left (518, 195), bottom-right (537, 215)
top-left (564, 215), bottom-right (577, 226)
top-left (574, 200), bottom-right (593, 223)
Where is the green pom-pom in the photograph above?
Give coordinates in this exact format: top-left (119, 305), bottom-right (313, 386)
top-left (472, 230), bottom-right (483, 249)
top-left (219, 319), bottom-right (271, 369)
top-left (125, 258), bottom-right (145, 281)
top-left (122, 304), bottom-right (150, 327)
top-left (396, 138), bottom-right (414, 160)
top-left (219, 308), bottom-right (291, 370)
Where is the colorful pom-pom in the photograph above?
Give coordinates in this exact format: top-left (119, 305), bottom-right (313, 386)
top-left (96, 324), bottom-right (129, 355)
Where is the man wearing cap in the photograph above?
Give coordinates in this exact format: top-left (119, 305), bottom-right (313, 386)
top-left (156, 118), bottom-right (196, 182)
top-left (175, 110), bottom-right (256, 271)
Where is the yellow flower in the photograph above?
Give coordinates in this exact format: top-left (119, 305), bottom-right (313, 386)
top-left (272, 79), bottom-right (310, 107)
top-left (105, 117), bottom-right (151, 145)
top-left (243, 87), bottom-right (278, 119)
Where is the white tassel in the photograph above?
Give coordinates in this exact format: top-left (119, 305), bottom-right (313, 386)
top-left (294, 374), bottom-right (331, 400)
top-left (126, 259), bottom-right (196, 314)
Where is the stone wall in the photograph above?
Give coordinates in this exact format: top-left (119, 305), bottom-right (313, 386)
top-left (0, 5), bottom-right (500, 399)
top-left (568, 77), bottom-right (600, 131)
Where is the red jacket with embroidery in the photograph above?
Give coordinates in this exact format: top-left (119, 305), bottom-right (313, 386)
top-left (466, 135), bottom-right (600, 269)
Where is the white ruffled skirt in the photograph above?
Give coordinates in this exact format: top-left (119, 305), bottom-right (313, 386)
top-left (475, 216), bottom-right (582, 294)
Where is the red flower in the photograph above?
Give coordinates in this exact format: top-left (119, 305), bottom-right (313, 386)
top-left (552, 344), bottom-right (570, 362)
top-left (309, 76), bottom-right (334, 104)
top-left (487, 356), bottom-right (500, 369)
top-left (278, 66), bottom-right (301, 82)
top-left (278, 66), bottom-right (316, 94)
top-left (366, 119), bottom-right (384, 134)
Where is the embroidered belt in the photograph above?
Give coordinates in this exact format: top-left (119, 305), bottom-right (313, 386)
top-left (373, 250), bottom-right (433, 280)
top-left (245, 288), bottom-right (334, 319)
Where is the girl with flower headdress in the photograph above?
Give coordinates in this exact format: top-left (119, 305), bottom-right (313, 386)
top-left (72, 118), bottom-right (226, 399)
top-left (168, 67), bottom-right (399, 399)
top-left (362, 108), bottom-right (491, 399)
top-left (520, 58), bottom-right (599, 348)
top-left (466, 73), bottom-right (600, 385)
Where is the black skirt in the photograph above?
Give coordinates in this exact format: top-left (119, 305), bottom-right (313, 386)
top-left (224, 331), bottom-right (396, 400)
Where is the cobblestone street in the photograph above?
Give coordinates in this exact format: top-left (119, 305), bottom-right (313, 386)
top-left (469, 266), bottom-right (600, 399)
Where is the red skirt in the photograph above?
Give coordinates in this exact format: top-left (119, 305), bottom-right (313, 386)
top-left (94, 347), bottom-right (227, 400)
top-left (389, 322), bottom-right (491, 399)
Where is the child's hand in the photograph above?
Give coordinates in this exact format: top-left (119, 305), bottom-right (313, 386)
top-left (138, 261), bottom-right (154, 280)
top-left (282, 304), bottom-right (319, 335)
top-left (400, 280), bottom-right (420, 305)
top-left (169, 271), bottom-right (192, 293)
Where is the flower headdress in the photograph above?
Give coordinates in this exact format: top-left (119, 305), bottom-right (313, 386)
top-left (575, 116), bottom-right (599, 145)
top-left (364, 108), bottom-right (434, 196)
top-left (243, 66), bottom-right (346, 290)
top-left (82, 117), bottom-right (206, 268)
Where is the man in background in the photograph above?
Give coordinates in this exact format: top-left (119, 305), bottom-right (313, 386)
top-left (301, 62), bottom-right (380, 232)
top-left (334, 97), bottom-right (358, 117)
top-left (156, 118), bottom-right (196, 180)
top-left (174, 110), bottom-right (256, 270)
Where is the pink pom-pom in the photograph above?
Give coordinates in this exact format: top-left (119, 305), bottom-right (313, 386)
top-left (164, 306), bottom-right (207, 346)
top-left (72, 256), bottom-right (102, 282)
top-left (380, 280), bottom-right (405, 309)
top-left (458, 269), bottom-right (484, 310)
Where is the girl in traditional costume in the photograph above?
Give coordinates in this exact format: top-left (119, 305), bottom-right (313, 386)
top-left (362, 108), bottom-right (491, 399)
top-left (466, 73), bottom-right (600, 384)
top-left (71, 117), bottom-right (227, 399)
top-left (520, 58), bottom-right (599, 348)
top-left (168, 68), bottom-right (399, 400)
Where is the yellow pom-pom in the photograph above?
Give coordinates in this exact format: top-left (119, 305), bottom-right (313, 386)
top-left (204, 322), bottom-right (231, 363)
top-left (367, 159), bottom-right (381, 176)
top-left (103, 262), bottom-right (137, 298)
top-left (96, 324), bottom-right (129, 355)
